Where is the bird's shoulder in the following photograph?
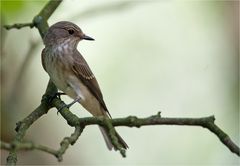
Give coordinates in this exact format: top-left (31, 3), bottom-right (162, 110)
top-left (72, 51), bottom-right (95, 80)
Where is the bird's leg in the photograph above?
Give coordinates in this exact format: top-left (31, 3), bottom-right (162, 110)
top-left (65, 96), bottom-right (81, 108)
top-left (58, 96), bottom-right (81, 113)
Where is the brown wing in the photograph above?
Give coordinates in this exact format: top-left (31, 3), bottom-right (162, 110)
top-left (72, 51), bottom-right (111, 117)
top-left (41, 48), bottom-right (46, 71)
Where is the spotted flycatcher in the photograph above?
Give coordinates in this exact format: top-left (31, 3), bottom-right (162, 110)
top-left (42, 21), bottom-right (128, 150)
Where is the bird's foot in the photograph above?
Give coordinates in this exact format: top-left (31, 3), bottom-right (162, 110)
top-left (48, 92), bottom-right (66, 103)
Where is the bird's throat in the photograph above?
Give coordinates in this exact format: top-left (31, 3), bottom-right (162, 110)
top-left (53, 38), bottom-right (78, 54)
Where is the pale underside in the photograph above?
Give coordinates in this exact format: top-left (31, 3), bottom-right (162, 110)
top-left (43, 45), bottom-right (107, 117)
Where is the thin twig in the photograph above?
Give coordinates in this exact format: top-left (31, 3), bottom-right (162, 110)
top-left (4, 0), bottom-right (63, 32)
top-left (1, 140), bottom-right (58, 155)
top-left (4, 23), bottom-right (34, 30)
top-left (55, 126), bottom-right (84, 161)
top-left (2, 128), bottom-right (83, 162)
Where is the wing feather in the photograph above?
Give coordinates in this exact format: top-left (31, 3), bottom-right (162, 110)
top-left (71, 51), bottom-right (111, 117)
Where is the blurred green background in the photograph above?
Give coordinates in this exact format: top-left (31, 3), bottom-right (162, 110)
top-left (1, 0), bottom-right (239, 165)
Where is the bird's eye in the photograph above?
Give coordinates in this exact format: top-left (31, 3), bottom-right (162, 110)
top-left (68, 29), bottom-right (74, 35)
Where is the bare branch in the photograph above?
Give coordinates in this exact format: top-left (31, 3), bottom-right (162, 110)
top-left (4, 23), bottom-right (34, 30)
top-left (51, 98), bottom-right (240, 157)
top-left (1, 140), bottom-right (57, 154)
top-left (2, 0), bottom-right (239, 165)
top-left (55, 126), bottom-right (84, 161)
top-left (2, 126), bottom-right (83, 162)
top-left (3, 0), bottom-right (63, 38)
top-left (3, 103), bottom-right (239, 159)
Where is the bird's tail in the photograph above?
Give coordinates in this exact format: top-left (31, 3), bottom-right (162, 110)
top-left (99, 126), bottom-right (128, 150)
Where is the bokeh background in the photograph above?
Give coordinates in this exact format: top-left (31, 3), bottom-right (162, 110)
top-left (1, 0), bottom-right (239, 165)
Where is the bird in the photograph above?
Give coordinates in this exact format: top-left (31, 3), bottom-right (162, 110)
top-left (41, 21), bottom-right (128, 150)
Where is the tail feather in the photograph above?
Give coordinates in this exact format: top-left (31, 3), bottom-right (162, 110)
top-left (99, 126), bottom-right (128, 150)
top-left (99, 126), bottom-right (113, 150)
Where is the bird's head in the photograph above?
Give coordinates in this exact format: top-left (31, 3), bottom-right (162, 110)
top-left (43, 21), bottom-right (94, 47)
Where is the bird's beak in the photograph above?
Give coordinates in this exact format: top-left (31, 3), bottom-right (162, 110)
top-left (82, 34), bottom-right (95, 41)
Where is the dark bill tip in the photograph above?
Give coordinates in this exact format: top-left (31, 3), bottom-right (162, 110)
top-left (82, 34), bottom-right (95, 41)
